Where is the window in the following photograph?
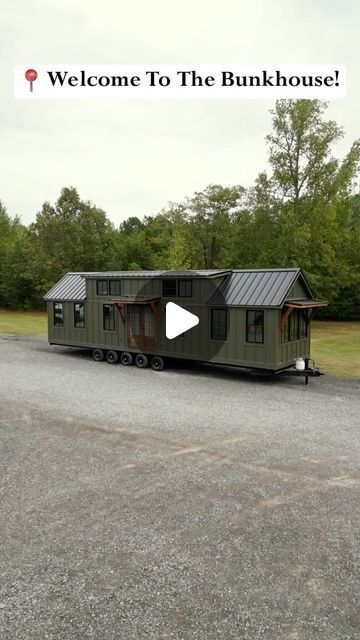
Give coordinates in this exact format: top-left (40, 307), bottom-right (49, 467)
top-left (109, 280), bottom-right (121, 296)
top-left (246, 310), bottom-right (264, 344)
top-left (162, 279), bottom-right (193, 298)
top-left (74, 303), bottom-right (85, 328)
top-left (281, 309), bottom-right (308, 342)
top-left (178, 279), bottom-right (192, 298)
top-left (211, 308), bottom-right (227, 341)
top-left (299, 311), bottom-right (307, 339)
top-left (54, 302), bottom-right (64, 327)
top-left (143, 306), bottom-right (154, 337)
top-left (129, 305), bottom-right (140, 336)
top-left (97, 279), bottom-right (108, 295)
top-left (289, 310), bottom-right (299, 341)
top-left (97, 279), bottom-right (121, 296)
top-left (162, 279), bottom-right (177, 297)
top-left (103, 304), bottom-right (115, 331)
top-left (281, 318), bottom-right (290, 343)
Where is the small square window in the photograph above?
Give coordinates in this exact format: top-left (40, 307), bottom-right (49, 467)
top-left (74, 303), bottom-right (85, 328)
top-left (54, 302), bottom-right (64, 327)
top-left (178, 280), bottom-right (192, 298)
top-left (103, 304), bottom-right (115, 331)
top-left (97, 280), bottom-right (108, 295)
top-left (211, 308), bottom-right (227, 341)
top-left (162, 279), bottom-right (177, 297)
top-left (246, 310), bottom-right (264, 344)
top-left (109, 280), bottom-right (121, 296)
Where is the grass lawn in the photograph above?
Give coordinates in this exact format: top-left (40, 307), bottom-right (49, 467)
top-left (0, 310), bottom-right (359, 377)
top-left (311, 320), bottom-right (360, 377)
top-left (0, 309), bottom-right (47, 336)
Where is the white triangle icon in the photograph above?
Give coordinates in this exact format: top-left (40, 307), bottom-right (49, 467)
top-left (166, 302), bottom-right (199, 339)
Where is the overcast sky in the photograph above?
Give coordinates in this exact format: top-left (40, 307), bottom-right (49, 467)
top-left (1, 0), bottom-right (359, 226)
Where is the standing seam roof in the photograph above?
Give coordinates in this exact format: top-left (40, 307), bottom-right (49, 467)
top-left (43, 270), bottom-right (230, 300)
top-left (44, 268), bottom-right (308, 306)
top-left (207, 269), bottom-right (302, 307)
top-left (44, 274), bottom-right (86, 301)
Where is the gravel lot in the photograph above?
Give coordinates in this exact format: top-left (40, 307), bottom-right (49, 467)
top-left (1, 334), bottom-right (360, 639)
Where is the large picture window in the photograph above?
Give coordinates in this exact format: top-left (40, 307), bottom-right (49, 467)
top-left (103, 304), bottom-right (115, 331)
top-left (246, 310), bottom-right (264, 344)
top-left (54, 302), bottom-right (64, 327)
top-left (210, 309), bottom-right (227, 341)
top-left (74, 303), bottom-right (85, 328)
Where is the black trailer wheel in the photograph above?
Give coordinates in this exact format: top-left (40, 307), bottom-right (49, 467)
top-left (106, 350), bottom-right (118, 364)
top-left (120, 352), bottom-right (133, 366)
top-left (92, 348), bottom-right (104, 362)
top-left (150, 355), bottom-right (164, 371)
top-left (135, 354), bottom-right (148, 368)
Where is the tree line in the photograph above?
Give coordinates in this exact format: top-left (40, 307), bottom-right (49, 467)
top-left (1, 99), bottom-right (360, 318)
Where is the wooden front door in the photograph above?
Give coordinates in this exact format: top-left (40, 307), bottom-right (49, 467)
top-left (127, 305), bottom-right (156, 350)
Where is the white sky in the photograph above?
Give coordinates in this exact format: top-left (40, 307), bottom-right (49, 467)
top-left (1, 0), bottom-right (359, 226)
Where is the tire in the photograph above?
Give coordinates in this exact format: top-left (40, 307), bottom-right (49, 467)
top-left (106, 350), bottom-right (118, 364)
top-left (120, 352), bottom-right (133, 366)
top-left (135, 354), bottom-right (148, 368)
top-left (92, 348), bottom-right (104, 362)
top-left (150, 355), bottom-right (164, 371)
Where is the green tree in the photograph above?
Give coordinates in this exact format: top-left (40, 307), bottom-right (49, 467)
top-left (250, 100), bottom-right (360, 316)
top-left (168, 184), bottom-right (245, 269)
top-left (0, 201), bottom-right (12, 305)
top-left (0, 203), bottom-right (34, 308)
top-left (1, 225), bottom-right (35, 308)
top-left (27, 187), bottom-right (116, 305)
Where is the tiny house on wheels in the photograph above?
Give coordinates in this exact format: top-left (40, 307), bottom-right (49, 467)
top-left (44, 268), bottom-right (327, 379)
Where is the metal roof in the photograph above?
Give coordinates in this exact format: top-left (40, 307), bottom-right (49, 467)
top-left (208, 268), bottom-right (306, 307)
top-left (44, 268), bottom-right (312, 307)
top-left (43, 269), bottom-right (230, 301)
top-left (83, 269), bottom-right (230, 278)
top-left (44, 273), bottom-right (86, 301)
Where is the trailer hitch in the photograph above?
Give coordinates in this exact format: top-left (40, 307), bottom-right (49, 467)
top-left (279, 367), bottom-right (324, 385)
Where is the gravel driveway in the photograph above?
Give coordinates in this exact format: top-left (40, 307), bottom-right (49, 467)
top-left (1, 334), bottom-right (360, 639)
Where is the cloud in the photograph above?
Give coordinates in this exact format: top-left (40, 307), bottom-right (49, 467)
top-left (1, 0), bottom-right (359, 225)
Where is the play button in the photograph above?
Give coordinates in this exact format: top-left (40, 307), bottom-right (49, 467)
top-left (166, 302), bottom-right (199, 340)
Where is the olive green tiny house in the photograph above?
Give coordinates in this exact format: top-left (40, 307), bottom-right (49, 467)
top-left (44, 268), bottom-right (327, 374)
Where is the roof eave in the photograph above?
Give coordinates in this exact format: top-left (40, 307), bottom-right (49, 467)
top-left (278, 268), bottom-right (314, 307)
top-left (44, 296), bottom-right (86, 302)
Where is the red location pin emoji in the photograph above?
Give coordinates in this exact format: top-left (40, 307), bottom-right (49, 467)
top-left (25, 68), bottom-right (38, 92)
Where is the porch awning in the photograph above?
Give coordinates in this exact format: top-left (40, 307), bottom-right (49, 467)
top-left (109, 296), bottom-right (160, 305)
top-left (284, 299), bottom-right (328, 309)
top-left (110, 296), bottom-right (161, 326)
top-left (280, 299), bottom-right (327, 330)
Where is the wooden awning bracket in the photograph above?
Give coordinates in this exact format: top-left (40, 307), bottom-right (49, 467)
top-left (308, 308), bottom-right (319, 323)
top-left (280, 306), bottom-right (294, 331)
top-left (114, 303), bottom-right (125, 323)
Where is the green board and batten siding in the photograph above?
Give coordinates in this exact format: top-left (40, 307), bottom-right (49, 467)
top-left (45, 268), bottom-right (324, 371)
